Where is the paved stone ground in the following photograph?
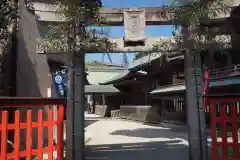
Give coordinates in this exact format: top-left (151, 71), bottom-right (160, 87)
top-left (40, 113), bottom-right (216, 159)
top-left (40, 113), bottom-right (236, 159)
top-left (84, 115), bottom-right (189, 160)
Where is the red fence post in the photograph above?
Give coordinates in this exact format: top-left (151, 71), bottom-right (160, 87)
top-left (220, 104), bottom-right (228, 158)
top-left (209, 101), bottom-right (217, 160)
top-left (48, 109), bottom-right (53, 160)
top-left (1, 111), bottom-right (8, 159)
top-left (230, 104), bottom-right (239, 158)
top-left (37, 110), bottom-right (43, 160)
top-left (57, 105), bottom-right (64, 160)
top-left (14, 110), bottom-right (20, 160)
top-left (26, 110), bottom-right (32, 160)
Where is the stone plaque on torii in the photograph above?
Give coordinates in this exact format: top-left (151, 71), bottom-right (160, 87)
top-left (123, 8), bottom-right (146, 42)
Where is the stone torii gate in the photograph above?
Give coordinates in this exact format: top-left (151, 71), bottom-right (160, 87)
top-left (33, 2), bottom-right (236, 160)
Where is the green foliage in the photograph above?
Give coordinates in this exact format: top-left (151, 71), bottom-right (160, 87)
top-left (173, 0), bottom-right (232, 27)
top-left (127, 0), bottom-right (233, 61)
top-left (56, 0), bottom-right (102, 24)
top-left (0, 0), bottom-right (17, 55)
top-left (38, 0), bottom-right (116, 54)
top-left (0, 0), bottom-right (17, 95)
top-left (151, 0), bottom-right (233, 55)
top-left (0, 0), bottom-right (17, 29)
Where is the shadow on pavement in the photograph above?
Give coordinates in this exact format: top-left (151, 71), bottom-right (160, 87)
top-left (85, 119), bottom-right (99, 128)
top-left (85, 140), bottom-right (189, 160)
top-left (84, 114), bottom-right (107, 128)
top-left (110, 127), bottom-right (188, 140)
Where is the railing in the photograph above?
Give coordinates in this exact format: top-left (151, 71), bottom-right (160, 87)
top-left (204, 95), bottom-right (240, 160)
top-left (0, 97), bottom-right (66, 160)
top-left (171, 64), bottom-right (240, 84)
top-left (210, 64), bottom-right (240, 80)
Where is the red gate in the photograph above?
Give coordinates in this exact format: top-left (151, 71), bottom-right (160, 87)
top-left (206, 95), bottom-right (240, 160)
top-left (0, 97), bottom-right (65, 160)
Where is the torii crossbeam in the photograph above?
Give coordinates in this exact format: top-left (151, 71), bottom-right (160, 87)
top-left (30, 2), bottom-right (238, 160)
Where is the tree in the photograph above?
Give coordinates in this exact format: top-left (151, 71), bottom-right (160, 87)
top-left (37, 0), bottom-right (116, 159)
top-left (0, 0), bottom-right (17, 96)
top-left (0, 0), bottom-right (17, 57)
top-left (0, 0), bottom-right (17, 151)
top-left (152, 1), bottom-right (232, 160)
top-left (38, 0), bottom-right (115, 54)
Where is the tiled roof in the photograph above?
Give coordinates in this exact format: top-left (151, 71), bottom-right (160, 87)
top-left (85, 85), bottom-right (119, 94)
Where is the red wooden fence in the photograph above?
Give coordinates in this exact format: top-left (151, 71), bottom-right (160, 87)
top-left (0, 97), bottom-right (66, 160)
top-left (207, 95), bottom-right (240, 160)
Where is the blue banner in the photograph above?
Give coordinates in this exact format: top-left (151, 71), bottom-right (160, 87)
top-left (52, 69), bottom-right (68, 97)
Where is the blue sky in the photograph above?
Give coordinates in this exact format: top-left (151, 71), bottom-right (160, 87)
top-left (85, 0), bottom-right (175, 65)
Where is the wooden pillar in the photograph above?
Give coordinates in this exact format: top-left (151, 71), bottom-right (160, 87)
top-left (102, 95), bottom-right (105, 105)
top-left (66, 53), bottom-right (85, 160)
top-left (183, 26), bottom-right (208, 160)
top-left (92, 94), bottom-right (96, 113)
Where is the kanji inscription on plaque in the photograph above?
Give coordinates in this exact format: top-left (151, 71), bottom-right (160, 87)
top-left (123, 9), bottom-right (146, 42)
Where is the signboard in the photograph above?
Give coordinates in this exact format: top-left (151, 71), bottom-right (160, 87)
top-left (52, 69), bottom-right (68, 97)
top-left (203, 68), bottom-right (210, 94)
top-left (203, 68), bottom-right (210, 112)
top-left (123, 8), bottom-right (146, 42)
